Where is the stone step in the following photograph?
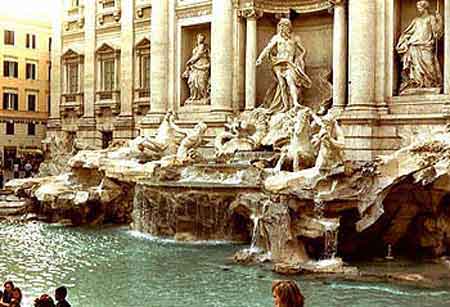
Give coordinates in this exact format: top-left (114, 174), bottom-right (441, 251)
top-left (0, 201), bottom-right (27, 216)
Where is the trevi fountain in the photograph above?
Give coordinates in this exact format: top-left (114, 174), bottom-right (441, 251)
top-left (3, 0), bottom-right (450, 306)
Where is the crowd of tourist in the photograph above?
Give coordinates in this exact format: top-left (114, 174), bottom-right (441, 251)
top-left (0, 281), bottom-right (71, 307)
top-left (0, 156), bottom-right (42, 189)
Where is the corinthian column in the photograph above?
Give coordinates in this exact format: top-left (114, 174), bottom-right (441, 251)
top-left (332, 1), bottom-right (347, 108)
top-left (148, 0), bottom-right (169, 114)
top-left (120, 0), bottom-right (134, 116)
top-left (211, 0), bottom-right (234, 113)
top-left (347, 0), bottom-right (376, 108)
top-left (240, 7), bottom-right (263, 111)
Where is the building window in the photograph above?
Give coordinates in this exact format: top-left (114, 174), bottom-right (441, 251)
top-left (3, 61), bottom-right (18, 78)
top-left (102, 0), bottom-right (115, 9)
top-left (141, 54), bottom-right (150, 89)
top-left (71, 0), bottom-right (80, 7)
top-left (4, 30), bottom-right (14, 45)
top-left (3, 93), bottom-right (18, 111)
top-left (26, 34), bottom-right (36, 49)
top-left (48, 37), bottom-right (52, 52)
top-left (68, 63), bottom-right (78, 93)
top-left (27, 94), bottom-right (36, 111)
top-left (6, 122), bottom-right (14, 135)
top-left (103, 60), bottom-right (115, 91)
top-left (27, 123), bottom-right (36, 136)
top-left (26, 63), bottom-right (37, 80)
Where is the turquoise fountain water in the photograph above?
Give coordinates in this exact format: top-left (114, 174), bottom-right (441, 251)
top-left (1, 222), bottom-right (450, 307)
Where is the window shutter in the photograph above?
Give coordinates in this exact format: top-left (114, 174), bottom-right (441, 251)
top-left (32, 35), bottom-right (36, 49)
top-left (3, 93), bottom-right (8, 109)
top-left (33, 64), bottom-right (36, 79)
top-left (26, 34), bottom-right (29, 48)
top-left (14, 62), bottom-right (18, 78)
top-left (3, 61), bottom-right (8, 77)
top-left (13, 94), bottom-right (18, 111)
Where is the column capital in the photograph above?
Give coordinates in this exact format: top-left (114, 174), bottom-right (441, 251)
top-left (328, 0), bottom-right (346, 6)
top-left (238, 7), bottom-right (263, 19)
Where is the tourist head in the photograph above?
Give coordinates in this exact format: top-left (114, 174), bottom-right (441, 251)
top-left (34, 294), bottom-right (55, 307)
top-left (278, 18), bottom-right (293, 37)
top-left (55, 286), bottom-right (68, 301)
top-left (4, 280), bottom-right (14, 293)
top-left (417, 0), bottom-right (429, 14)
top-left (272, 280), bottom-right (304, 307)
top-left (11, 287), bottom-right (22, 303)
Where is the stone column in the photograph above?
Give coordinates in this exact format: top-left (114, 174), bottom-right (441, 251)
top-left (240, 8), bottom-right (263, 111)
top-left (79, 0), bottom-right (97, 146)
top-left (83, 0), bottom-right (96, 118)
top-left (148, 0), bottom-right (169, 115)
top-left (347, 0), bottom-right (376, 108)
top-left (114, 0), bottom-right (135, 140)
top-left (332, 1), bottom-right (347, 108)
top-left (211, 0), bottom-right (234, 113)
top-left (49, 0), bottom-right (63, 125)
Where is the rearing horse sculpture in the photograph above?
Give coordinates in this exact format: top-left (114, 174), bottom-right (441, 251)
top-left (275, 108), bottom-right (316, 172)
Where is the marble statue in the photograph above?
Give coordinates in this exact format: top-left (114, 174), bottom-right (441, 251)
top-left (160, 121), bottom-right (208, 167)
top-left (312, 115), bottom-right (345, 171)
top-left (256, 18), bottom-right (312, 113)
top-left (274, 108), bottom-right (316, 172)
top-left (182, 33), bottom-right (211, 105)
top-left (138, 111), bottom-right (185, 159)
top-left (396, 0), bottom-right (443, 95)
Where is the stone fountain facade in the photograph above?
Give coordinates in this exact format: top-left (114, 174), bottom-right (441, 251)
top-left (20, 0), bottom-right (450, 273)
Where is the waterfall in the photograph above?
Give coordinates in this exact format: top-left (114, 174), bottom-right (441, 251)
top-left (249, 214), bottom-right (261, 253)
top-left (315, 198), bottom-right (339, 260)
top-left (323, 228), bottom-right (339, 259)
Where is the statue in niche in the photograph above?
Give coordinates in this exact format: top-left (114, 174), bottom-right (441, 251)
top-left (256, 18), bottom-right (312, 113)
top-left (182, 33), bottom-right (211, 105)
top-left (396, 0), bottom-right (443, 95)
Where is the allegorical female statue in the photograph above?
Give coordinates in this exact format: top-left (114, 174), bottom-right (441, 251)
top-left (396, 0), bottom-right (443, 95)
top-left (256, 18), bottom-right (312, 113)
top-left (182, 33), bottom-right (211, 105)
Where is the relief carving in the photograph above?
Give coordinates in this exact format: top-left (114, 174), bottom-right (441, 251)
top-left (396, 0), bottom-right (443, 95)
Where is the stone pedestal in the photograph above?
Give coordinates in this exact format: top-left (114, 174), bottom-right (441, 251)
top-left (114, 115), bottom-right (136, 141)
top-left (210, 0), bottom-right (234, 113)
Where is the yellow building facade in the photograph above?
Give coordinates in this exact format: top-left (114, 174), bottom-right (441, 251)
top-left (0, 15), bottom-right (51, 167)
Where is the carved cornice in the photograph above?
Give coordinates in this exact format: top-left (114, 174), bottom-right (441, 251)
top-left (176, 1), bottom-right (212, 19)
top-left (239, 0), bottom-right (333, 14)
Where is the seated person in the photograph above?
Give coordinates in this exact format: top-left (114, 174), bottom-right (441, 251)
top-left (55, 287), bottom-right (70, 307)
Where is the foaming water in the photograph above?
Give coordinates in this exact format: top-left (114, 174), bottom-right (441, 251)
top-left (1, 223), bottom-right (450, 307)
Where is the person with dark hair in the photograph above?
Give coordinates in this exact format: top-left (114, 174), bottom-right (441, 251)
top-left (55, 287), bottom-right (70, 307)
top-left (9, 288), bottom-right (22, 307)
top-left (34, 294), bottom-right (55, 307)
top-left (272, 280), bottom-right (305, 307)
top-left (0, 281), bottom-right (15, 307)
